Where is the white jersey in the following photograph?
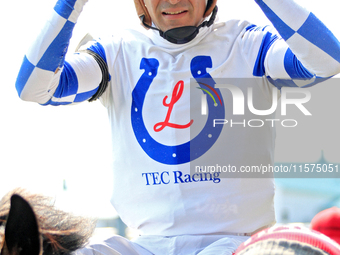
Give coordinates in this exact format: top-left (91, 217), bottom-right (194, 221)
top-left (15, 0), bottom-right (340, 238)
top-left (82, 21), bottom-right (280, 236)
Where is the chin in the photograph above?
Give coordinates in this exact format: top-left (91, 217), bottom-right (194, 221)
top-left (161, 22), bottom-right (195, 32)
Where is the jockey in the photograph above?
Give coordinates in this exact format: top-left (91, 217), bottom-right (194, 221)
top-left (15, 0), bottom-right (340, 254)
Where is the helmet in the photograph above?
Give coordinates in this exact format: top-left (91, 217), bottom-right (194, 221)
top-left (133, 0), bottom-right (218, 29)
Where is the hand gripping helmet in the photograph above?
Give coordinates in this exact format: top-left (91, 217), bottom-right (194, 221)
top-left (133, 0), bottom-right (218, 44)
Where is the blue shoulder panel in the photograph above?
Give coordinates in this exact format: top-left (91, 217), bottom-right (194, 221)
top-left (253, 30), bottom-right (279, 77)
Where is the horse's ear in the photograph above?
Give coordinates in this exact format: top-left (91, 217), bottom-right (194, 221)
top-left (3, 194), bottom-right (41, 255)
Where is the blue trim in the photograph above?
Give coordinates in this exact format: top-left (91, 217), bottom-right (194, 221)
top-left (37, 20), bottom-right (75, 72)
top-left (88, 42), bottom-right (108, 64)
top-left (41, 99), bottom-right (72, 106)
top-left (87, 41), bottom-right (111, 81)
top-left (246, 24), bottom-right (269, 32)
top-left (245, 24), bottom-right (257, 31)
top-left (54, 0), bottom-right (77, 20)
top-left (253, 31), bottom-right (279, 77)
top-left (267, 77), bottom-right (298, 90)
top-left (268, 76), bottom-right (329, 90)
top-left (284, 48), bottom-right (313, 79)
top-left (297, 12), bottom-right (340, 63)
top-left (255, 0), bottom-right (295, 40)
top-left (74, 87), bottom-right (98, 102)
top-left (53, 61), bottom-right (78, 98)
top-left (16, 56), bottom-right (35, 97)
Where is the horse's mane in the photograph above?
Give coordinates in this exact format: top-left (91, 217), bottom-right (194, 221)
top-left (0, 188), bottom-right (96, 255)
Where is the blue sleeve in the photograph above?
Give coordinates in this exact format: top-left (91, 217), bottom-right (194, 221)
top-left (253, 0), bottom-right (340, 87)
top-left (15, 0), bottom-right (106, 105)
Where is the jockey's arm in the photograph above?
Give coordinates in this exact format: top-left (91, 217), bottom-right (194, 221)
top-left (15, 0), bottom-right (105, 106)
top-left (250, 0), bottom-right (340, 83)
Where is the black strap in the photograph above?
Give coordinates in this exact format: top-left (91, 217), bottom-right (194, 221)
top-left (141, 6), bottom-right (218, 44)
top-left (81, 49), bottom-right (110, 102)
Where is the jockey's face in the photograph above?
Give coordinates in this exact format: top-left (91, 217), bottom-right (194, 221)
top-left (144, 0), bottom-right (206, 32)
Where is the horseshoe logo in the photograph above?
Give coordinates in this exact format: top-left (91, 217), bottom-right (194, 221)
top-left (131, 56), bottom-right (225, 165)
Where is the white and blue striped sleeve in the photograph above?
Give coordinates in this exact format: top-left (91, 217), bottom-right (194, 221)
top-left (251, 0), bottom-right (340, 87)
top-left (15, 0), bottom-right (104, 106)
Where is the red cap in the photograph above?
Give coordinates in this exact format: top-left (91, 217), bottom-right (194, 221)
top-left (311, 207), bottom-right (340, 244)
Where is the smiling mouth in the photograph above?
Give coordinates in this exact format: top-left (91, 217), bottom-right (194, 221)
top-left (162, 10), bottom-right (188, 15)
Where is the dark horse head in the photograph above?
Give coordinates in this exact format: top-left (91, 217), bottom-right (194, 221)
top-left (0, 188), bottom-right (96, 255)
